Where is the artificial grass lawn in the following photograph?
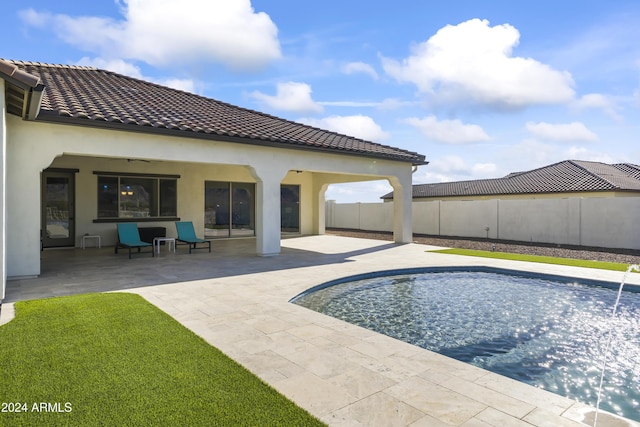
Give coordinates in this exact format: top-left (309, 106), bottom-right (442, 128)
top-left (0, 293), bottom-right (325, 427)
top-left (430, 248), bottom-right (636, 272)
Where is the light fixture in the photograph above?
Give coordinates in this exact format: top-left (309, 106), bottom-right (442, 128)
top-left (121, 185), bottom-right (133, 196)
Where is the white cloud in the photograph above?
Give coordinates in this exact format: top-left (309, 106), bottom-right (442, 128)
top-left (403, 115), bottom-right (491, 144)
top-left (472, 163), bottom-right (498, 175)
top-left (249, 82), bottom-right (323, 114)
top-left (525, 121), bottom-right (598, 142)
top-left (318, 98), bottom-right (418, 110)
top-left (77, 56), bottom-right (196, 93)
top-left (77, 57), bottom-right (144, 78)
top-left (342, 61), bottom-right (378, 80)
top-left (500, 139), bottom-right (615, 170)
top-left (319, 101), bottom-right (380, 107)
top-left (565, 146), bottom-right (615, 163)
top-left (495, 139), bottom-right (568, 173)
top-left (572, 93), bottom-right (622, 122)
top-left (20, 0), bottom-right (281, 71)
top-left (381, 18), bottom-right (575, 109)
top-left (414, 155), bottom-right (497, 183)
top-left (159, 78), bottom-right (196, 93)
top-left (298, 115), bottom-right (389, 141)
top-left (378, 98), bottom-right (419, 110)
top-left (420, 139), bottom-right (615, 189)
top-left (19, 8), bottom-right (50, 27)
top-left (429, 155), bottom-right (470, 175)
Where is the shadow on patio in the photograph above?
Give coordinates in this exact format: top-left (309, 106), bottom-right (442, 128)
top-left (4, 235), bottom-right (399, 303)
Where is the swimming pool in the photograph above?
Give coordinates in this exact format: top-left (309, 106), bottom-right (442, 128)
top-left (291, 267), bottom-right (640, 422)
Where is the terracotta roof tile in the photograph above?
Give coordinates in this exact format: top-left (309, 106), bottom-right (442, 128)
top-left (382, 160), bottom-right (640, 199)
top-left (3, 59), bottom-right (426, 165)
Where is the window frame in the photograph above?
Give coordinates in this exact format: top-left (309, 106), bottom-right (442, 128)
top-left (93, 171), bottom-right (180, 223)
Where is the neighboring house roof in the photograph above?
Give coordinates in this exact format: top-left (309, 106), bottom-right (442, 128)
top-left (0, 59), bottom-right (426, 165)
top-left (381, 160), bottom-right (640, 199)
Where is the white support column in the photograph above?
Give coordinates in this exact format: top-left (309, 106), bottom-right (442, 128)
top-left (389, 171), bottom-right (413, 244)
top-left (250, 165), bottom-right (288, 256)
top-left (0, 80), bottom-right (6, 300)
top-left (312, 182), bottom-right (329, 235)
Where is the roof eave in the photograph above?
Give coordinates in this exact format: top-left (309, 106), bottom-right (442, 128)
top-left (0, 59), bottom-right (45, 120)
top-left (34, 112), bottom-right (427, 165)
top-left (25, 83), bottom-right (45, 120)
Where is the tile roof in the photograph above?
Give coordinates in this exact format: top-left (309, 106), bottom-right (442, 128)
top-left (1, 59), bottom-right (426, 165)
top-left (381, 160), bottom-right (640, 199)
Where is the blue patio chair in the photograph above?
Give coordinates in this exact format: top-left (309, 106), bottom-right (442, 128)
top-left (115, 223), bottom-right (154, 259)
top-left (175, 221), bottom-right (211, 254)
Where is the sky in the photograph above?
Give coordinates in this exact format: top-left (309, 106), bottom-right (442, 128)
top-left (2, 0), bottom-right (640, 202)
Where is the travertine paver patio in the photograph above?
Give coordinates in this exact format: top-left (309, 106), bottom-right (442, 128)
top-left (2, 235), bottom-right (639, 426)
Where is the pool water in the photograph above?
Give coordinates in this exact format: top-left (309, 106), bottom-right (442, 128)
top-left (291, 269), bottom-right (640, 422)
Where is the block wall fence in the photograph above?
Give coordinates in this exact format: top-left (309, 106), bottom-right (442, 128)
top-left (325, 198), bottom-right (640, 251)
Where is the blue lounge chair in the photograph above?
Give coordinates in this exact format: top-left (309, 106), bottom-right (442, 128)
top-left (115, 223), bottom-right (154, 259)
top-left (175, 221), bottom-right (211, 254)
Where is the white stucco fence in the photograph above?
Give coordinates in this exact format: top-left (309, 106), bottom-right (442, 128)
top-left (326, 197), bottom-right (640, 251)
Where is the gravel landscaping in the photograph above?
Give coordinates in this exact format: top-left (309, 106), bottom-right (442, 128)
top-left (327, 228), bottom-right (640, 265)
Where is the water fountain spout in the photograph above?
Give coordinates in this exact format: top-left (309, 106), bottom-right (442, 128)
top-left (593, 264), bottom-right (640, 427)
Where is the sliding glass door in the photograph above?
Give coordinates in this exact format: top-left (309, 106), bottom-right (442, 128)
top-left (204, 181), bottom-right (255, 238)
top-left (205, 181), bottom-right (299, 237)
top-left (281, 185), bottom-right (300, 234)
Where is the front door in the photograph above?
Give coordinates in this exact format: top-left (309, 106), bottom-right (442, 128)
top-left (42, 171), bottom-right (76, 248)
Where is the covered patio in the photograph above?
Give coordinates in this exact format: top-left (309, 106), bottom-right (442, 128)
top-left (3, 235), bottom-right (636, 426)
top-left (5, 235), bottom-right (400, 303)
top-left (1, 59), bottom-right (425, 300)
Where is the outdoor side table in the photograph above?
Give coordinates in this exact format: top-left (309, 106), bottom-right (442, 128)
top-left (81, 234), bottom-right (101, 249)
top-left (153, 237), bottom-right (176, 254)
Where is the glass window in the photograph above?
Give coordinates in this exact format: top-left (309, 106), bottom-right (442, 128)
top-left (120, 177), bottom-right (155, 218)
top-left (97, 175), bottom-right (177, 219)
top-left (205, 181), bottom-right (230, 237)
top-left (160, 179), bottom-right (177, 217)
top-left (231, 183), bottom-right (255, 237)
top-left (281, 185), bottom-right (300, 233)
top-left (97, 176), bottom-right (118, 218)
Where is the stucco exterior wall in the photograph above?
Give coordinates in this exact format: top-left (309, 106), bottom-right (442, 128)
top-left (48, 155), bottom-right (262, 246)
top-left (0, 80), bottom-right (6, 299)
top-left (5, 116), bottom-right (414, 279)
top-left (327, 196), bottom-right (640, 250)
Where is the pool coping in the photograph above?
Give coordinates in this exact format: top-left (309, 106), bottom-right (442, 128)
top-left (289, 265), bottom-right (640, 302)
